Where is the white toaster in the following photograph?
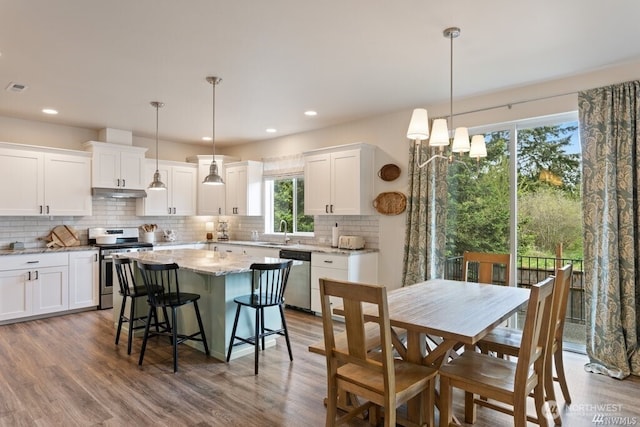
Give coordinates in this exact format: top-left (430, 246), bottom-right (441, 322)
top-left (338, 235), bottom-right (365, 250)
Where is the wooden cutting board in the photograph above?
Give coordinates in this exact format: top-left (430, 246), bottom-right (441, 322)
top-left (47, 225), bottom-right (80, 248)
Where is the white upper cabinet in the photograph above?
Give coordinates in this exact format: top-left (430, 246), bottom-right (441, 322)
top-left (303, 143), bottom-right (375, 215)
top-left (0, 143), bottom-right (92, 216)
top-left (84, 141), bottom-right (147, 190)
top-left (136, 160), bottom-right (197, 216)
top-left (225, 161), bottom-right (263, 216)
top-left (187, 154), bottom-right (239, 216)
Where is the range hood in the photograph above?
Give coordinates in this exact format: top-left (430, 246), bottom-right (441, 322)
top-left (92, 188), bottom-right (147, 199)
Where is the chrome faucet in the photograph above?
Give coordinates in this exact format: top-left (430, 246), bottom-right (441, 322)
top-left (279, 219), bottom-right (290, 245)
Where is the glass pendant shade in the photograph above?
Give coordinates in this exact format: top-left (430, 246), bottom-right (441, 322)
top-left (469, 134), bottom-right (488, 158)
top-left (148, 101), bottom-right (166, 191)
top-left (406, 108), bottom-right (429, 140)
top-left (429, 118), bottom-right (450, 147)
top-left (203, 76), bottom-right (225, 185)
top-left (451, 127), bottom-right (470, 153)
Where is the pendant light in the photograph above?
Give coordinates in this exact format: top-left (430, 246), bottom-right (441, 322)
top-left (203, 76), bottom-right (224, 185)
top-left (148, 101), bottom-right (166, 190)
top-left (406, 27), bottom-right (487, 167)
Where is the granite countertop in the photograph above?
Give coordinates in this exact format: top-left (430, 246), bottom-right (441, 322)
top-left (0, 245), bottom-right (96, 256)
top-left (207, 240), bottom-right (378, 255)
top-left (119, 248), bottom-right (288, 276)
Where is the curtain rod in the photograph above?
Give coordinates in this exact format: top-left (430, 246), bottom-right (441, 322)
top-left (449, 90), bottom-right (579, 118)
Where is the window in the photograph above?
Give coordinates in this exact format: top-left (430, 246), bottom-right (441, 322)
top-left (264, 176), bottom-right (314, 235)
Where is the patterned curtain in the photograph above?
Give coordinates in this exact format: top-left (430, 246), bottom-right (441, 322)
top-left (578, 80), bottom-right (640, 378)
top-left (401, 142), bottom-right (448, 287)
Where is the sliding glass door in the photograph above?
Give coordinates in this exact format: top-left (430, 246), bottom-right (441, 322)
top-left (446, 112), bottom-right (584, 346)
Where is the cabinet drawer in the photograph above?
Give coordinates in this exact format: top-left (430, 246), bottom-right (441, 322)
top-left (311, 253), bottom-right (348, 270)
top-left (0, 253), bottom-right (68, 271)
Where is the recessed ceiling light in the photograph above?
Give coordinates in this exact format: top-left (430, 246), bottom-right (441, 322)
top-left (266, 128), bottom-right (277, 133)
top-left (42, 108), bottom-right (58, 115)
top-left (202, 136), bottom-right (212, 141)
top-left (304, 110), bottom-right (318, 116)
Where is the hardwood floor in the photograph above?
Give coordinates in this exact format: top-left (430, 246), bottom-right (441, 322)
top-left (0, 308), bottom-right (639, 426)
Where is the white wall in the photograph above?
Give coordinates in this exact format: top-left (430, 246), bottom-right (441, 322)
top-left (220, 59), bottom-right (640, 290)
top-left (1, 59), bottom-right (638, 290)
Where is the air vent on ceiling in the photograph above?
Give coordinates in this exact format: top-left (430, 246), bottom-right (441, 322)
top-left (5, 82), bottom-right (29, 93)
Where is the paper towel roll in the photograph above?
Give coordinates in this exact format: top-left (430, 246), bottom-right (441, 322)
top-left (332, 223), bottom-right (339, 247)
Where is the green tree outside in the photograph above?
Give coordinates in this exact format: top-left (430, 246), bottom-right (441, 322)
top-left (273, 178), bottom-right (314, 233)
top-left (446, 123), bottom-right (582, 259)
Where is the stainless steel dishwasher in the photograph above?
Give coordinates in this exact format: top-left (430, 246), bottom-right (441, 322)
top-left (279, 249), bottom-right (311, 311)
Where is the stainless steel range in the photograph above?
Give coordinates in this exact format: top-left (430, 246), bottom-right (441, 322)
top-left (88, 227), bottom-right (153, 309)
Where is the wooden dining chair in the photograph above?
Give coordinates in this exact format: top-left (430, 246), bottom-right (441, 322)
top-left (478, 263), bottom-right (574, 423)
top-left (462, 251), bottom-right (511, 286)
top-left (319, 278), bottom-right (437, 427)
top-left (438, 276), bottom-right (555, 427)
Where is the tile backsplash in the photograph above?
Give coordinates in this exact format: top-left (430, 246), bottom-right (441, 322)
top-left (1, 199), bottom-right (379, 250)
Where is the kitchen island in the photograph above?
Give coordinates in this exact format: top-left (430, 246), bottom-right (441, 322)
top-left (115, 248), bottom-right (289, 361)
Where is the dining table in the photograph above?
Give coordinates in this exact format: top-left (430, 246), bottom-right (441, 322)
top-left (331, 278), bottom-right (530, 424)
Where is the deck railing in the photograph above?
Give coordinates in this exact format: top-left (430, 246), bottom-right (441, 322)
top-left (445, 255), bottom-right (586, 325)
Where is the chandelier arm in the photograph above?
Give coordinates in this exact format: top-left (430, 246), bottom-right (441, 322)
top-left (416, 154), bottom-right (449, 169)
top-left (450, 157), bottom-right (470, 171)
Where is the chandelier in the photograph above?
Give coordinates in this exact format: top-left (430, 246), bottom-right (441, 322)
top-left (406, 27), bottom-right (487, 168)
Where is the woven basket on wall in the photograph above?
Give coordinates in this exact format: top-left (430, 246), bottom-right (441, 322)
top-left (373, 191), bottom-right (407, 215)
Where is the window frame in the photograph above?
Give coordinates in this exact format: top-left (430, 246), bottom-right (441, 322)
top-left (264, 175), bottom-right (314, 237)
top-left (465, 111), bottom-right (579, 284)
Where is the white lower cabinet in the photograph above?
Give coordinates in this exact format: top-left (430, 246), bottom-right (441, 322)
top-left (68, 250), bottom-right (99, 309)
top-left (242, 246), bottom-right (280, 258)
top-left (0, 253), bottom-right (69, 321)
top-left (32, 265), bottom-right (68, 315)
top-left (210, 243), bottom-right (245, 254)
top-left (310, 252), bottom-right (378, 314)
top-left (0, 251), bottom-right (98, 322)
top-left (0, 269), bottom-right (33, 320)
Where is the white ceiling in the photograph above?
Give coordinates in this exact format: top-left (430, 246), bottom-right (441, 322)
top-left (1, 0), bottom-right (639, 147)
